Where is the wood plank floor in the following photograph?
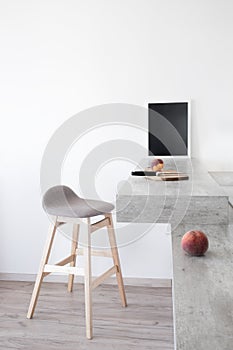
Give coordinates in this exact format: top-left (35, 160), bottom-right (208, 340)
top-left (0, 281), bottom-right (174, 350)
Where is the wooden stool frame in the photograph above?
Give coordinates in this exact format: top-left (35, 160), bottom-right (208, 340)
top-left (27, 213), bottom-right (127, 339)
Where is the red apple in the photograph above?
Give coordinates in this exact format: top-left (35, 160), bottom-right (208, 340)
top-left (181, 230), bottom-right (209, 256)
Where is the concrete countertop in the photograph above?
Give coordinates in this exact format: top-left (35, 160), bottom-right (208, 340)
top-left (172, 223), bottom-right (233, 350)
top-left (116, 158), bottom-right (229, 227)
top-left (209, 171), bottom-right (233, 207)
top-left (116, 158), bottom-right (232, 349)
top-left (118, 158), bottom-right (227, 197)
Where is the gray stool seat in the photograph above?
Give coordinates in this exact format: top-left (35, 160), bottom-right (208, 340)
top-left (42, 185), bottom-right (114, 218)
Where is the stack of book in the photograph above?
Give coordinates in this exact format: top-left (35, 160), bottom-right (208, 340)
top-left (131, 170), bottom-right (189, 181)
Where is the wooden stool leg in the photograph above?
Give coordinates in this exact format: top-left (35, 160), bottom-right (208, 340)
top-left (83, 218), bottom-right (93, 339)
top-left (106, 213), bottom-right (127, 307)
top-left (68, 223), bottom-right (80, 292)
top-left (27, 220), bottom-right (58, 319)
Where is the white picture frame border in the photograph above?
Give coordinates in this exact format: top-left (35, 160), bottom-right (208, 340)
top-left (148, 99), bottom-right (191, 158)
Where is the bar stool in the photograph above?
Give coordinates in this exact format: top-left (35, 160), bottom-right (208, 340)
top-left (27, 185), bottom-right (127, 339)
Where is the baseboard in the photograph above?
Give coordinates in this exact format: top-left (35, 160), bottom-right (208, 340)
top-left (0, 273), bottom-right (171, 288)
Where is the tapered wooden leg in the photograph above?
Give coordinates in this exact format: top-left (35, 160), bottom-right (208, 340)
top-left (27, 219), bottom-right (58, 319)
top-left (68, 224), bottom-right (79, 292)
top-left (83, 218), bottom-right (93, 339)
top-left (106, 213), bottom-right (127, 307)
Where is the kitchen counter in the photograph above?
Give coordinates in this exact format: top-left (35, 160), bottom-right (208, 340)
top-left (116, 158), bottom-right (232, 349)
top-left (117, 158), bottom-right (229, 228)
top-left (173, 223), bottom-right (233, 350)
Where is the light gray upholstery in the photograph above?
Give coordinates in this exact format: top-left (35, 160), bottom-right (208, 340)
top-left (42, 185), bottom-right (114, 218)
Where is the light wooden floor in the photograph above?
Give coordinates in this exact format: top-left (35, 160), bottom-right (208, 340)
top-left (0, 281), bottom-right (174, 350)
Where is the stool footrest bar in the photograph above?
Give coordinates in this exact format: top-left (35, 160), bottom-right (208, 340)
top-left (44, 264), bottom-right (84, 276)
top-left (92, 266), bottom-right (117, 290)
top-left (76, 248), bottom-right (112, 258)
top-left (43, 255), bottom-right (75, 277)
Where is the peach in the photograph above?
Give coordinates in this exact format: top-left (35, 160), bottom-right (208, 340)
top-left (181, 230), bottom-right (209, 256)
top-left (151, 159), bottom-right (164, 172)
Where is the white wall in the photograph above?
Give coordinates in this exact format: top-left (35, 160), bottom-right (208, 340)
top-left (0, 0), bottom-right (233, 277)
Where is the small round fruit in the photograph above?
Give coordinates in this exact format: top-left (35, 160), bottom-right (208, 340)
top-left (151, 159), bottom-right (164, 171)
top-left (181, 230), bottom-right (209, 256)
